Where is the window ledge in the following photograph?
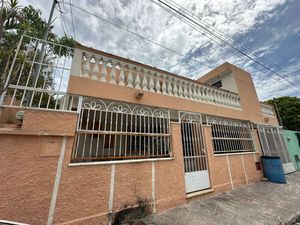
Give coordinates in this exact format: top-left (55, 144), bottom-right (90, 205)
top-left (69, 157), bottom-right (174, 167)
top-left (214, 151), bottom-right (259, 157)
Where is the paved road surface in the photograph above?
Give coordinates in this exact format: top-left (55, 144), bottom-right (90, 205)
top-left (143, 171), bottom-right (300, 225)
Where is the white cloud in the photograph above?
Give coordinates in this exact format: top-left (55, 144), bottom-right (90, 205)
top-left (19, 0), bottom-right (299, 100)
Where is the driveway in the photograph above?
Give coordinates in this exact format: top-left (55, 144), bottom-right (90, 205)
top-left (143, 171), bottom-right (300, 225)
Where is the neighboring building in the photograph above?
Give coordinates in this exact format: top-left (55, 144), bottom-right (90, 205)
top-left (0, 36), bottom-right (293, 225)
top-left (284, 130), bottom-right (300, 170)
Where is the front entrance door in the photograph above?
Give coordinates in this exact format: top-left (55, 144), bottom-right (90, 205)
top-left (180, 112), bottom-right (210, 193)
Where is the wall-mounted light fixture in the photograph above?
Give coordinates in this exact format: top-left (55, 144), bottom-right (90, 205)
top-left (135, 91), bottom-right (144, 99)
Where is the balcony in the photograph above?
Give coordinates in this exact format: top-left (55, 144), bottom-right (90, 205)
top-left (0, 35), bottom-right (242, 115)
top-left (260, 103), bottom-right (276, 118)
top-left (71, 45), bottom-right (242, 110)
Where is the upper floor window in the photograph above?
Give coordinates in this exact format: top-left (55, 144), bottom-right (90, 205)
top-left (211, 80), bottom-right (222, 88)
top-left (71, 98), bottom-right (171, 163)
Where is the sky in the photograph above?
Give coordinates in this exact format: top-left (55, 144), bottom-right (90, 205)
top-left (19, 0), bottom-right (300, 101)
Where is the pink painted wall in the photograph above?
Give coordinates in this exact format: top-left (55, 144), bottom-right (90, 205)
top-left (0, 110), bottom-right (263, 225)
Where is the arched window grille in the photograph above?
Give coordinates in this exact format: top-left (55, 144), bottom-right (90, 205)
top-left (206, 116), bottom-right (255, 154)
top-left (71, 97), bottom-right (171, 163)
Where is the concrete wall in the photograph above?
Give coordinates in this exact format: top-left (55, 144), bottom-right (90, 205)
top-left (51, 122), bottom-right (186, 225)
top-left (0, 109), bottom-right (78, 225)
top-left (198, 62), bottom-right (279, 126)
top-left (0, 134), bottom-right (62, 225)
top-left (0, 56), bottom-right (269, 224)
top-left (204, 126), bottom-right (263, 193)
top-left (284, 130), bottom-right (300, 170)
top-left (67, 75), bottom-right (249, 122)
top-left (0, 109), bottom-right (264, 225)
top-left (67, 62), bottom-right (279, 127)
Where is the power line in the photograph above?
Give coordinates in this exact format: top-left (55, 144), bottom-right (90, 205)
top-left (57, 3), bottom-right (70, 37)
top-left (160, 0), bottom-right (298, 82)
top-left (163, 0), bottom-right (291, 75)
top-left (152, 0), bottom-right (299, 89)
top-left (149, 0), bottom-right (287, 85)
top-left (58, 1), bottom-right (295, 100)
top-left (60, 1), bottom-right (271, 91)
top-left (69, 0), bottom-right (76, 39)
top-left (57, 1), bottom-right (227, 74)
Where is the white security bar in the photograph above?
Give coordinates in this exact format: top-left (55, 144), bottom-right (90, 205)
top-left (257, 125), bottom-right (291, 164)
top-left (71, 97), bottom-right (171, 162)
top-left (207, 116), bottom-right (255, 154)
top-left (0, 35), bottom-right (78, 111)
top-left (179, 112), bottom-right (207, 173)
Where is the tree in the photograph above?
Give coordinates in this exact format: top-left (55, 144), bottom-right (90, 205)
top-left (0, 1), bottom-right (76, 96)
top-left (266, 96), bottom-right (300, 131)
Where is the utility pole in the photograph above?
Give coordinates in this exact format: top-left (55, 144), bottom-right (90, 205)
top-left (274, 100), bottom-right (283, 127)
top-left (28, 0), bottom-right (58, 105)
top-left (44, 0), bottom-right (58, 41)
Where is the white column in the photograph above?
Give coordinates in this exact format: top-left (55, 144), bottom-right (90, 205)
top-left (167, 76), bottom-right (173, 96)
top-left (109, 63), bottom-right (117, 84)
top-left (127, 68), bottom-right (133, 88)
top-left (91, 59), bottom-right (99, 80)
top-left (134, 69), bottom-right (141, 89)
top-left (173, 78), bottom-right (178, 97)
top-left (82, 57), bottom-right (90, 78)
top-left (100, 60), bottom-right (107, 82)
top-left (142, 72), bottom-right (148, 91)
top-left (118, 66), bottom-right (125, 86)
top-left (161, 75), bottom-right (167, 94)
top-left (148, 75), bottom-right (155, 92)
top-left (155, 77), bottom-right (161, 94)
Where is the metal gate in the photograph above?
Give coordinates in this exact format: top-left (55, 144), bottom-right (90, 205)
top-left (180, 111), bottom-right (210, 193)
top-left (257, 124), bottom-right (295, 174)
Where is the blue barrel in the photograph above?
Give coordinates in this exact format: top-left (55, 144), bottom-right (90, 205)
top-left (261, 156), bottom-right (286, 183)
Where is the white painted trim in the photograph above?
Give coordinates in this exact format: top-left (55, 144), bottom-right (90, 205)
top-left (1, 105), bottom-right (79, 114)
top-left (108, 164), bottom-right (116, 225)
top-left (253, 152), bottom-right (258, 162)
top-left (255, 122), bottom-right (282, 128)
top-left (226, 156), bottom-right (234, 189)
top-left (47, 137), bottom-right (67, 225)
top-left (241, 155), bottom-right (248, 185)
top-left (151, 161), bottom-right (156, 213)
top-left (68, 157), bottom-right (174, 167)
top-left (0, 220), bottom-right (30, 225)
top-left (214, 151), bottom-right (259, 157)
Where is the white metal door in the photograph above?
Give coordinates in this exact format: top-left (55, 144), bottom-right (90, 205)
top-left (180, 112), bottom-right (210, 193)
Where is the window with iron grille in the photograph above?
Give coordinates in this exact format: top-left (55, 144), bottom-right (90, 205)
top-left (71, 97), bottom-right (171, 163)
top-left (206, 116), bottom-right (255, 154)
top-left (257, 125), bottom-right (291, 164)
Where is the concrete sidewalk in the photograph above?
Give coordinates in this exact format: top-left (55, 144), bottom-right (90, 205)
top-left (143, 171), bottom-right (300, 225)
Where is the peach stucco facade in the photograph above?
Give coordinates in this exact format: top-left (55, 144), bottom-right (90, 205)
top-left (0, 110), bottom-right (263, 225)
top-left (0, 45), bottom-right (278, 225)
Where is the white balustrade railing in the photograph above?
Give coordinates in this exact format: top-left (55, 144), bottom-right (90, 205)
top-left (75, 48), bottom-right (241, 110)
top-left (260, 103), bottom-right (276, 117)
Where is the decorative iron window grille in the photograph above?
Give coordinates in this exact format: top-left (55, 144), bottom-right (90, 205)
top-left (206, 116), bottom-right (255, 154)
top-left (71, 98), bottom-right (171, 163)
top-left (257, 125), bottom-right (291, 164)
